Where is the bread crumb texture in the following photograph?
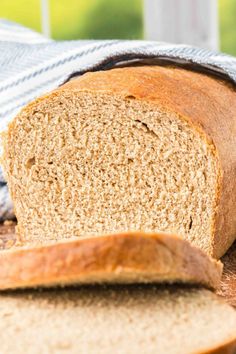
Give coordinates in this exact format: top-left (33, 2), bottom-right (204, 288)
top-left (0, 286), bottom-right (235, 354)
top-left (3, 91), bottom-right (217, 251)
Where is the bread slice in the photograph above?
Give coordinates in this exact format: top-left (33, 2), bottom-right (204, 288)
top-left (2, 66), bottom-right (236, 257)
top-left (0, 232), bottom-right (222, 290)
top-left (0, 285), bottom-right (235, 354)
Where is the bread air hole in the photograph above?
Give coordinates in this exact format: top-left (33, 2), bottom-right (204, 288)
top-left (25, 157), bottom-right (35, 169)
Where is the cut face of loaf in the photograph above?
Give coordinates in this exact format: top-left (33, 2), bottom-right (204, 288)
top-left (2, 66), bottom-right (236, 257)
top-left (0, 286), bottom-right (236, 354)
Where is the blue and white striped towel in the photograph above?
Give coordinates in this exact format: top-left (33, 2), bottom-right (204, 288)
top-left (1, 19), bottom-right (236, 221)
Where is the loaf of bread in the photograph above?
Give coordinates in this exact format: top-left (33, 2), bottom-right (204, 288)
top-left (2, 66), bottom-right (236, 258)
top-left (0, 285), bottom-right (235, 354)
top-left (0, 232), bottom-right (222, 290)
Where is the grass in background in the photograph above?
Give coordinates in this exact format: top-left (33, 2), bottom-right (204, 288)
top-left (0, 0), bottom-right (41, 31)
top-left (0, 0), bottom-right (236, 55)
top-left (51, 0), bottom-right (142, 40)
top-left (219, 0), bottom-right (236, 56)
top-left (0, 0), bottom-right (142, 40)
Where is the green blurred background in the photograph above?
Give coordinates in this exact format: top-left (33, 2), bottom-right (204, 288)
top-left (0, 0), bottom-right (235, 55)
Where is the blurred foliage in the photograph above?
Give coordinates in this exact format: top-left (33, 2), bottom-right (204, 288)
top-left (0, 0), bottom-right (236, 56)
top-left (219, 0), bottom-right (236, 55)
top-left (0, 0), bottom-right (41, 31)
top-left (79, 0), bottom-right (142, 39)
top-left (51, 0), bottom-right (142, 40)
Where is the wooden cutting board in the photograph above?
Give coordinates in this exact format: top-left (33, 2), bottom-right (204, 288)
top-left (1, 222), bottom-right (235, 306)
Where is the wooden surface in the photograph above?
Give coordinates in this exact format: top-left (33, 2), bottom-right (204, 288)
top-left (218, 241), bottom-right (236, 307)
top-left (0, 222), bottom-right (235, 306)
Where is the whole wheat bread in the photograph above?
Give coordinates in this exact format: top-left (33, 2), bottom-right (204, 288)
top-left (2, 66), bottom-right (236, 258)
top-left (0, 285), bottom-right (235, 354)
top-left (0, 232), bottom-right (222, 290)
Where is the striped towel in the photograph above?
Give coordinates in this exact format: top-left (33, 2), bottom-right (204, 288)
top-left (1, 19), bottom-right (236, 221)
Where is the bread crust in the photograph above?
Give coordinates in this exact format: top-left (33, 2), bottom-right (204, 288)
top-left (0, 232), bottom-right (222, 290)
top-left (55, 66), bottom-right (236, 258)
top-left (202, 337), bottom-right (236, 354)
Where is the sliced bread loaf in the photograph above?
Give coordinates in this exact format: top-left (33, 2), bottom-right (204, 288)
top-left (0, 285), bottom-right (235, 354)
top-left (0, 232), bottom-right (222, 290)
top-left (2, 66), bottom-right (236, 257)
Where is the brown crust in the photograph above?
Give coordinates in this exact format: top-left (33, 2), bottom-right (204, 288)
top-left (60, 66), bottom-right (236, 258)
top-left (0, 232), bottom-right (222, 290)
top-left (202, 337), bottom-right (236, 354)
